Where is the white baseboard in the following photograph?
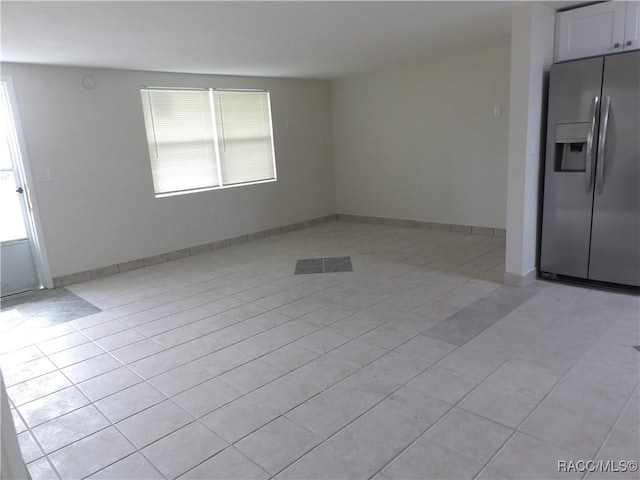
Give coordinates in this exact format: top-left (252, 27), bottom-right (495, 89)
top-left (503, 269), bottom-right (537, 287)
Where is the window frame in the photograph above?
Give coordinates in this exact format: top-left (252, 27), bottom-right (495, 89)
top-left (140, 86), bottom-right (278, 198)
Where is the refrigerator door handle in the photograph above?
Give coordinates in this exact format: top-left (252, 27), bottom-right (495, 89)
top-left (596, 96), bottom-right (611, 194)
top-left (585, 95), bottom-right (599, 192)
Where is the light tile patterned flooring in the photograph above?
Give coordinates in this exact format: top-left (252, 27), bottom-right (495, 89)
top-left (1, 220), bottom-right (638, 480)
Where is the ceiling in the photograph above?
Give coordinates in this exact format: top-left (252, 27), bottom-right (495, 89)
top-left (1, 1), bottom-right (578, 80)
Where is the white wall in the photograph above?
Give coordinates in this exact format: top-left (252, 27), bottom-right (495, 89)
top-left (331, 45), bottom-right (510, 229)
top-left (2, 64), bottom-right (335, 277)
top-left (504, 2), bottom-right (555, 285)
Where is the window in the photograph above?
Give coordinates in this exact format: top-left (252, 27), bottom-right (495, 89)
top-left (140, 88), bottom-right (276, 197)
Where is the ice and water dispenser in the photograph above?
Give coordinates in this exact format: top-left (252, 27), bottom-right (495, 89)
top-left (554, 122), bottom-right (591, 172)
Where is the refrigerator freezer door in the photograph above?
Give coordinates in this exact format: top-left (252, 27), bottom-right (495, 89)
top-left (540, 57), bottom-right (604, 279)
top-left (588, 51), bottom-right (640, 286)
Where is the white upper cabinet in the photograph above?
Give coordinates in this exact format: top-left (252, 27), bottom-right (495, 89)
top-left (555, 1), bottom-right (639, 62)
top-left (625, 1), bottom-right (640, 50)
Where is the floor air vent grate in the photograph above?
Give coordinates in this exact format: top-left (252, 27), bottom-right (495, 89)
top-left (295, 256), bottom-right (353, 274)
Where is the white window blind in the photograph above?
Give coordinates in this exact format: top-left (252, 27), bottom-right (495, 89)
top-left (214, 91), bottom-right (276, 186)
top-left (140, 88), bottom-right (276, 197)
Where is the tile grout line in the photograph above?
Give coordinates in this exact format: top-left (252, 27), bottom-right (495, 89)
top-left (583, 387), bottom-right (638, 480)
top-left (365, 286), bottom-right (589, 479)
top-left (125, 302), bottom-right (456, 477)
top-left (469, 292), bottom-right (632, 480)
top-left (10, 223), bottom-right (633, 479)
top-left (5, 274), bottom-right (492, 458)
top-left (20, 281), bottom-right (401, 477)
top-left (71, 230), bottom-right (499, 342)
top-left (22, 302), bottom-right (632, 478)
top-left (267, 349), bottom-right (451, 479)
top-left (89, 326), bottom-right (397, 478)
top-left (11, 325), bottom-right (168, 479)
top-left (0, 244), bottom-right (504, 360)
top-left (227, 286), bottom-right (524, 477)
top-left (8, 239), bottom-right (504, 420)
top-left (577, 337), bottom-right (640, 480)
top-left (19, 338), bottom-right (96, 480)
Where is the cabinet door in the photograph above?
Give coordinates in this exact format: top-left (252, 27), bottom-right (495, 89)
top-left (624, 1), bottom-right (640, 51)
top-left (555, 2), bottom-right (626, 62)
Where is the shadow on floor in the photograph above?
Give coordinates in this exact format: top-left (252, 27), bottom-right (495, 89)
top-left (1, 288), bottom-right (101, 330)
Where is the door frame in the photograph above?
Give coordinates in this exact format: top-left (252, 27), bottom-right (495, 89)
top-left (1, 75), bottom-right (53, 291)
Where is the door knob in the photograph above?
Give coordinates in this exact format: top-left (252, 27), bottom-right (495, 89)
top-left (16, 187), bottom-right (23, 194)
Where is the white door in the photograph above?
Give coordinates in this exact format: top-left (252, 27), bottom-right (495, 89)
top-left (0, 81), bottom-right (41, 296)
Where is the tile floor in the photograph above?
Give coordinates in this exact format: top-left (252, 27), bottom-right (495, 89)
top-left (0, 288), bottom-right (101, 331)
top-left (1, 220), bottom-right (638, 480)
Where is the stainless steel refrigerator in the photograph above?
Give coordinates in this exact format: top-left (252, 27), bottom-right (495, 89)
top-left (540, 51), bottom-right (639, 288)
